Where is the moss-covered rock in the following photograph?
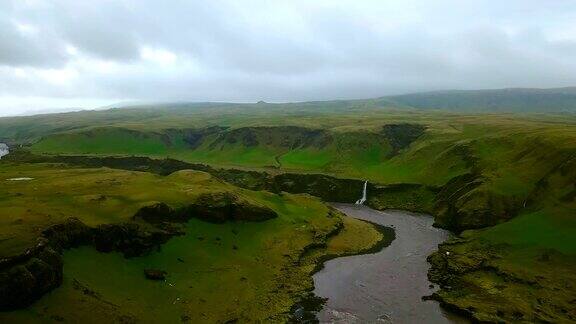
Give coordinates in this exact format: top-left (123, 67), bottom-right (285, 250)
top-left (0, 245), bottom-right (63, 310)
top-left (183, 192), bottom-right (277, 223)
top-left (427, 237), bottom-right (576, 323)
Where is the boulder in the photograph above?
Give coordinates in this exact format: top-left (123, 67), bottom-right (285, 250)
top-left (93, 223), bottom-right (174, 258)
top-left (42, 217), bottom-right (93, 250)
top-left (144, 269), bottom-right (167, 280)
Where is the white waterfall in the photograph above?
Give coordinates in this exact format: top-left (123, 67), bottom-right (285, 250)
top-left (355, 181), bottom-right (368, 205)
top-left (0, 143), bottom-right (8, 159)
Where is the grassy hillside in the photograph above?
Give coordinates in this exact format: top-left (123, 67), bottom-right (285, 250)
top-left (26, 111), bottom-right (576, 232)
top-left (3, 87), bottom-right (576, 145)
top-left (2, 103), bottom-right (576, 322)
top-left (0, 162), bottom-right (387, 322)
top-left (4, 88), bottom-right (576, 143)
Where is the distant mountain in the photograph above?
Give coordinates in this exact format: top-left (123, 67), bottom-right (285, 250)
top-left (385, 87), bottom-right (576, 112)
top-left (10, 107), bottom-right (86, 117)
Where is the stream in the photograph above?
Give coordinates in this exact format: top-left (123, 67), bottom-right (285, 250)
top-left (313, 204), bottom-right (468, 323)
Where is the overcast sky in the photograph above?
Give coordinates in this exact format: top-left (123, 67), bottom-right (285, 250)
top-left (2, 0), bottom-right (576, 116)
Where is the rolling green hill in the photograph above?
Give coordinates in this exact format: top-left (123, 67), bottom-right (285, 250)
top-left (1, 97), bottom-right (576, 322)
top-left (4, 87), bottom-right (576, 144)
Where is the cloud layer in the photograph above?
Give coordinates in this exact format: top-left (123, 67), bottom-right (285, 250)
top-left (2, 0), bottom-right (576, 115)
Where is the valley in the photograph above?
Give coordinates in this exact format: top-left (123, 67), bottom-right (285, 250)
top-left (0, 103), bottom-right (575, 322)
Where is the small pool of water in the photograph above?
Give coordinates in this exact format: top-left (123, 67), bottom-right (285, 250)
top-left (313, 204), bottom-right (469, 323)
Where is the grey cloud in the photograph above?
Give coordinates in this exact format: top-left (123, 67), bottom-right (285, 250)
top-left (0, 14), bottom-right (67, 67)
top-left (2, 0), bottom-right (576, 114)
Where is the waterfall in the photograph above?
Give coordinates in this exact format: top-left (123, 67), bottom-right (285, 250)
top-left (355, 181), bottom-right (368, 205)
top-left (0, 143), bottom-right (8, 160)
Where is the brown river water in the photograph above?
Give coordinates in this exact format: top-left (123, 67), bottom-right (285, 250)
top-left (313, 204), bottom-right (469, 324)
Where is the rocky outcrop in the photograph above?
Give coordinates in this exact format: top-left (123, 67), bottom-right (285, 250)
top-left (182, 192), bottom-right (277, 223)
top-left (433, 173), bottom-right (524, 232)
top-left (132, 202), bottom-right (183, 224)
top-left (133, 193), bottom-right (278, 224)
top-left (42, 217), bottom-right (93, 250)
top-left (92, 223), bottom-right (177, 258)
top-left (0, 243), bottom-right (62, 311)
top-left (269, 174), bottom-right (366, 203)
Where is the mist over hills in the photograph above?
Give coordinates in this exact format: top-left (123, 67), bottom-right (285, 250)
top-left (2, 86), bottom-right (576, 143)
top-left (101, 86), bottom-right (576, 113)
top-left (386, 87), bottom-right (576, 112)
top-left (3, 86), bottom-right (576, 121)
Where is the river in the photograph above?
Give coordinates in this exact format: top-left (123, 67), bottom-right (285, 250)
top-left (313, 204), bottom-right (468, 323)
